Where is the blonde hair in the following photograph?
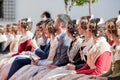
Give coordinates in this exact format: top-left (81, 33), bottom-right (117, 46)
top-left (46, 20), bottom-right (56, 36)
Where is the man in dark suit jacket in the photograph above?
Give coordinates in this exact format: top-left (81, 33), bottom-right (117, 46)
top-left (50, 14), bottom-right (72, 67)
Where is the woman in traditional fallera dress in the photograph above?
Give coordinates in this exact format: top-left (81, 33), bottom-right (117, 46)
top-left (9, 19), bottom-right (59, 80)
top-left (65, 16), bottom-right (92, 70)
top-left (0, 18), bottom-right (34, 80)
top-left (94, 18), bottom-right (120, 80)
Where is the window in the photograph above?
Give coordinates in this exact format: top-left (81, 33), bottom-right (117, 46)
top-left (0, 0), bottom-right (3, 18)
top-left (0, 0), bottom-right (15, 21)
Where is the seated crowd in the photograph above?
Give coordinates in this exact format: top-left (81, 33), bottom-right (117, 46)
top-left (0, 11), bottom-right (120, 80)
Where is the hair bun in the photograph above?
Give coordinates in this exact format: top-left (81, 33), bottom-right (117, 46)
top-left (20, 18), bottom-right (33, 31)
top-left (67, 20), bottom-right (79, 37)
top-left (107, 21), bottom-right (116, 30)
top-left (89, 18), bottom-right (106, 37)
top-left (89, 18), bottom-right (99, 31)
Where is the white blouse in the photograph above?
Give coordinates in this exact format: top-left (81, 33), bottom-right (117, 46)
top-left (37, 37), bottom-right (58, 66)
top-left (47, 37), bottom-right (58, 61)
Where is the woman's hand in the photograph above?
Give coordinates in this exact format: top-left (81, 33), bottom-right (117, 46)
top-left (65, 63), bottom-right (75, 70)
top-left (30, 56), bottom-right (38, 65)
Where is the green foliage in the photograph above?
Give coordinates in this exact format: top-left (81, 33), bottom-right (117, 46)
top-left (73, 0), bottom-right (88, 6)
top-left (63, 0), bottom-right (98, 15)
top-left (65, 0), bottom-right (98, 6)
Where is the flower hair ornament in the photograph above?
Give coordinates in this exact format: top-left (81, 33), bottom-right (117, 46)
top-left (107, 18), bottom-right (117, 30)
top-left (27, 18), bottom-right (32, 22)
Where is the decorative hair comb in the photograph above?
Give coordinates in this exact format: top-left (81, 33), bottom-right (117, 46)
top-left (27, 18), bottom-right (32, 22)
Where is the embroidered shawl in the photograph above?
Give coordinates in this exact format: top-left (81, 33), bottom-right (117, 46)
top-left (67, 38), bottom-right (83, 63)
top-left (80, 37), bottom-right (94, 61)
top-left (19, 31), bottom-right (33, 44)
top-left (87, 37), bottom-right (111, 69)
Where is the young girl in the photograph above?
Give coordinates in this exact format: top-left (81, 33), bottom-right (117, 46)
top-left (11, 18), bottom-right (34, 56)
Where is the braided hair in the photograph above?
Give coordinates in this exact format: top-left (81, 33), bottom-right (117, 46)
top-left (67, 20), bottom-right (79, 38)
top-left (106, 18), bottom-right (117, 36)
top-left (46, 19), bottom-right (56, 36)
top-left (89, 18), bottom-right (105, 37)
